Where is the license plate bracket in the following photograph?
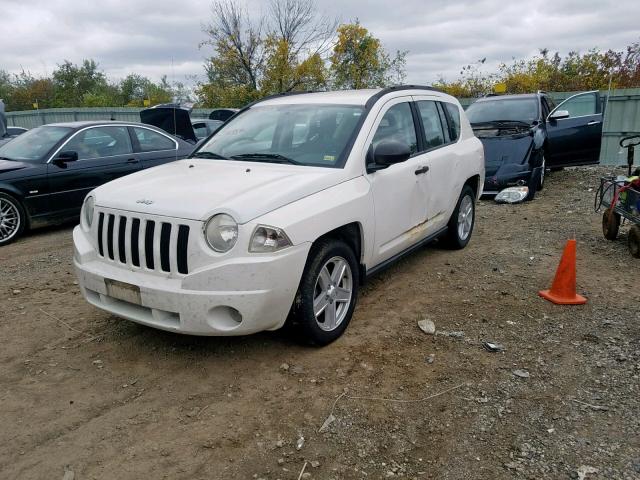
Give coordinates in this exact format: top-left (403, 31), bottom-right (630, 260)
top-left (105, 278), bottom-right (141, 305)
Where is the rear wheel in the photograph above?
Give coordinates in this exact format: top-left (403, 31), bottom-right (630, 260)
top-left (0, 193), bottom-right (26, 246)
top-left (629, 225), bottom-right (640, 258)
top-left (290, 239), bottom-right (359, 345)
top-left (602, 210), bottom-right (620, 240)
top-left (445, 185), bottom-right (475, 249)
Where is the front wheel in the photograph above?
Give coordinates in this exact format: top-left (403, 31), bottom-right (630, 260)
top-left (602, 210), bottom-right (620, 240)
top-left (445, 185), bottom-right (475, 249)
top-left (0, 193), bottom-right (26, 246)
top-left (290, 239), bottom-right (359, 345)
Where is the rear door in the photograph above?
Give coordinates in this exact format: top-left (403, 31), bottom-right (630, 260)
top-left (47, 125), bottom-right (141, 217)
top-left (412, 97), bottom-right (457, 232)
top-left (546, 91), bottom-right (603, 167)
top-left (129, 126), bottom-right (181, 169)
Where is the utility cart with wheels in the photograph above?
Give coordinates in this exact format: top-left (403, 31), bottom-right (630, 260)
top-left (595, 135), bottom-right (640, 258)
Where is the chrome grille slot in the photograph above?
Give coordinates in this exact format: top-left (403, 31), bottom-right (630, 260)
top-left (94, 210), bottom-right (190, 275)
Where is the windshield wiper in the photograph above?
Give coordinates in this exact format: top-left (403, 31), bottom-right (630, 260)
top-left (191, 151), bottom-right (229, 160)
top-left (230, 153), bottom-right (301, 165)
top-left (0, 156), bottom-right (14, 161)
top-left (484, 120), bottom-right (531, 127)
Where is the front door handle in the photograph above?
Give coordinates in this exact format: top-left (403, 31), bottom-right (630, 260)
top-left (587, 121), bottom-right (601, 126)
top-left (415, 166), bottom-right (429, 175)
top-left (126, 158), bottom-right (139, 164)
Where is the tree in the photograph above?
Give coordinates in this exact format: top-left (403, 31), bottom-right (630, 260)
top-left (198, 0), bottom-right (336, 106)
top-left (52, 59), bottom-right (111, 107)
top-left (330, 22), bottom-right (407, 90)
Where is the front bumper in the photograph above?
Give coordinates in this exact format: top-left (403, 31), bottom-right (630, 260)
top-left (73, 225), bottom-right (311, 336)
top-left (483, 167), bottom-right (537, 195)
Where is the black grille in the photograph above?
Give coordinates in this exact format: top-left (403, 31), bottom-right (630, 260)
top-left (96, 213), bottom-right (190, 274)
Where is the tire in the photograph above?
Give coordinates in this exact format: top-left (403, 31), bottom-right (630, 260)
top-left (290, 238), bottom-right (359, 345)
top-left (602, 210), bottom-right (620, 240)
top-left (525, 169), bottom-right (539, 201)
top-left (629, 225), bottom-right (640, 258)
top-left (445, 185), bottom-right (475, 249)
top-left (0, 192), bottom-right (26, 246)
top-left (537, 156), bottom-right (545, 191)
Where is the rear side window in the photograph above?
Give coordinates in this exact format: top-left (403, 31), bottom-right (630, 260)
top-left (371, 103), bottom-right (418, 154)
top-left (442, 102), bottom-right (461, 142)
top-left (132, 127), bottom-right (176, 152)
top-left (416, 101), bottom-right (445, 149)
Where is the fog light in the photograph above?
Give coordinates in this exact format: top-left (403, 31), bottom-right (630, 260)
top-left (495, 186), bottom-right (529, 203)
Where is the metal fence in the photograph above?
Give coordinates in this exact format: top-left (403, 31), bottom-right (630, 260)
top-left (6, 89), bottom-right (640, 165)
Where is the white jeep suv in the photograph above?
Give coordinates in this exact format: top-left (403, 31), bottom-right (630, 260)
top-left (74, 86), bottom-right (484, 345)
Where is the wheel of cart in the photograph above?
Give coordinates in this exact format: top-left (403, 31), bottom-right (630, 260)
top-left (630, 225), bottom-right (640, 258)
top-left (595, 175), bottom-right (640, 258)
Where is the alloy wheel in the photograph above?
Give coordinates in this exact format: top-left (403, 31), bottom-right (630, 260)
top-left (313, 256), bottom-right (353, 332)
top-left (457, 195), bottom-right (474, 241)
top-left (0, 197), bottom-right (20, 243)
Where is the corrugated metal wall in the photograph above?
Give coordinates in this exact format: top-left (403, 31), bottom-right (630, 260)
top-left (6, 89), bottom-right (640, 165)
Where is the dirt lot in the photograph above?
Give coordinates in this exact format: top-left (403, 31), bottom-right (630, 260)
top-left (1, 167), bottom-right (639, 480)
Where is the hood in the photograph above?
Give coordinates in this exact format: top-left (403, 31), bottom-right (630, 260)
top-left (93, 159), bottom-right (350, 223)
top-left (0, 159), bottom-right (33, 174)
top-left (140, 106), bottom-right (197, 144)
top-left (477, 134), bottom-right (534, 177)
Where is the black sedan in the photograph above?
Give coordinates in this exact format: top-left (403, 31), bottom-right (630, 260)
top-left (466, 91), bottom-right (603, 200)
top-left (0, 121), bottom-right (194, 245)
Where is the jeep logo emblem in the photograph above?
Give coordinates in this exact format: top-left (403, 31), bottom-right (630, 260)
top-left (136, 199), bottom-right (154, 205)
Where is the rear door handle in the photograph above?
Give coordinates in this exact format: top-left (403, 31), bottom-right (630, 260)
top-left (126, 158), bottom-right (139, 164)
top-left (415, 166), bottom-right (429, 175)
top-left (587, 121), bottom-right (601, 126)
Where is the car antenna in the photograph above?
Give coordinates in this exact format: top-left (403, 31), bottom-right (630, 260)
top-left (172, 56), bottom-right (178, 163)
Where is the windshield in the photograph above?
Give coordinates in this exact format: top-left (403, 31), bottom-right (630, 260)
top-left (195, 104), bottom-right (365, 168)
top-left (0, 126), bottom-right (71, 161)
top-left (466, 98), bottom-right (538, 125)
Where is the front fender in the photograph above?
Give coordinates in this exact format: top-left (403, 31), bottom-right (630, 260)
top-left (253, 176), bottom-right (374, 264)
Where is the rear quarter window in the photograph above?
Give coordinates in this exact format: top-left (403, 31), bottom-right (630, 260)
top-left (443, 102), bottom-right (461, 142)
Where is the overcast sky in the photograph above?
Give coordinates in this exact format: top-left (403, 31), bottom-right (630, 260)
top-left (1, 0), bottom-right (639, 86)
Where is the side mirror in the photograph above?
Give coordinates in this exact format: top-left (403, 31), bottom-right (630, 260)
top-left (549, 110), bottom-right (570, 121)
top-left (368, 140), bottom-right (411, 172)
top-left (53, 151), bottom-right (78, 166)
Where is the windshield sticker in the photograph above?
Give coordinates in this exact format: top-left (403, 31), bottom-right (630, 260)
top-left (323, 155), bottom-right (335, 162)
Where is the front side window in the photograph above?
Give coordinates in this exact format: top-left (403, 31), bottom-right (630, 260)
top-left (371, 103), bottom-right (418, 154)
top-left (555, 92), bottom-right (597, 118)
top-left (442, 102), bottom-right (461, 142)
top-left (416, 101), bottom-right (445, 148)
top-left (64, 126), bottom-right (132, 160)
top-left (197, 104), bottom-right (365, 168)
top-left (133, 127), bottom-right (176, 152)
top-left (0, 126), bottom-right (71, 162)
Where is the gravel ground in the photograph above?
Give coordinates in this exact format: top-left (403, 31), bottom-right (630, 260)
top-left (1, 166), bottom-right (639, 480)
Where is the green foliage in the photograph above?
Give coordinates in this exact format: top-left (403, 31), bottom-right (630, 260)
top-left (437, 42), bottom-right (640, 97)
top-left (0, 60), bottom-right (178, 111)
top-left (329, 22), bottom-right (407, 90)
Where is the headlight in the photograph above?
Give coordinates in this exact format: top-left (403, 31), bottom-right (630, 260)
top-left (495, 186), bottom-right (529, 204)
top-left (204, 214), bottom-right (238, 252)
top-left (249, 225), bottom-right (292, 253)
top-left (81, 195), bottom-right (95, 230)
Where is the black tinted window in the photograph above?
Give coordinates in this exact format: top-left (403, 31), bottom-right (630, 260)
top-left (416, 101), bottom-right (445, 149)
top-left (133, 127), bottom-right (176, 152)
top-left (372, 103), bottom-right (418, 154)
top-left (443, 102), bottom-right (461, 141)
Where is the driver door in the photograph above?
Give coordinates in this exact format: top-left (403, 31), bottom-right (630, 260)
top-left (546, 91), bottom-right (603, 167)
top-left (366, 98), bottom-right (429, 267)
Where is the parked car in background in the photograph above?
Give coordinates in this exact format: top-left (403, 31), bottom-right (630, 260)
top-left (191, 119), bottom-right (223, 141)
top-left (73, 86), bottom-right (484, 345)
top-left (466, 91), bottom-right (603, 199)
top-left (0, 121), bottom-right (193, 245)
top-left (0, 100), bottom-right (26, 147)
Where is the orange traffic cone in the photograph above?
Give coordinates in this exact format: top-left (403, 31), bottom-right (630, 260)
top-left (538, 239), bottom-right (587, 305)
